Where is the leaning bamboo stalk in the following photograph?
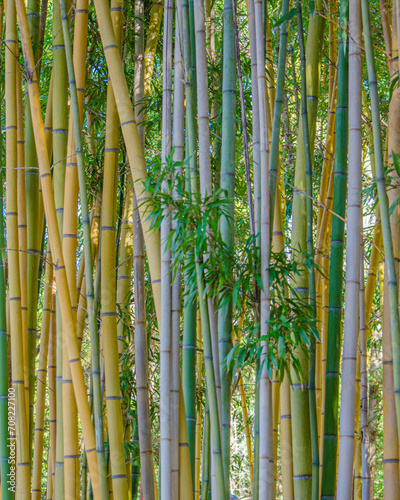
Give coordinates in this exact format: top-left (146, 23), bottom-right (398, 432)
top-left (32, 252), bottom-right (53, 499)
top-left (91, 0), bottom-right (162, 323)
top-left (361, 0), bottom-right (400, 452)
top-left (336, 0), bottom-right (362, 490)
top-left (5, 1), bottom-right (30, 493)
top-left (15, 1), bottom-right (101, 495)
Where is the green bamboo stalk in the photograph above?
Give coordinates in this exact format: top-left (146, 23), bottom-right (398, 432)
top-left (201, 397), bottom-right (211, 500)
top-left (296, 3), bottom-right (319, 498)
top-left (361, 0), bottom-right (400, 467)
top-left (321, 0), bottom-right (349, 492)
top-left (196, 262), bottom-right (226, 500)
top-left (219, 0), bottom-right (236, 487)
top-left (180, 0), bottom-right (199, 480)
top-left (268, 0), bottom-right (290, 235)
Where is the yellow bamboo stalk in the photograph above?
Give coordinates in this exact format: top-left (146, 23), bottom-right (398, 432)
top-left (5, 1), bottom-right (30, 493)
top-left (144, 0), bottom-right (164, 98)
top-left (61, 2), bottom-right (89, 493)
top-left (48, 286), bottom-right (57, 496)
top-left (99, 0), bottom-right (129, 495)
top-left (16, 63), bottom-right (29, 422)
top-left (15, 1), bottom-right (101, 496)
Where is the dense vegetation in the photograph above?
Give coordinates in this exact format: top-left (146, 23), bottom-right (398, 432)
top-left (0, 0), bottom-right (397, 497)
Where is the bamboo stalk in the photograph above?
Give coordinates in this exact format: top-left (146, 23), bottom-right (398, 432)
top-left (15, 1), bottom-right (102, 495)
top-left (32, 253), bottom-right (53, 499)
top-left (361, 0), bottom-right (400, 462)
top-left (336, 0), bottom-right (362, 490)
top-left (5, 1), bottom-right (30, 493)
top-left (160, 0), bottom-right (173, 491)
top-left (218, 0), bottom-right (236, 485)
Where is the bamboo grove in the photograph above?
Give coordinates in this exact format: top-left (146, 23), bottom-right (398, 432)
top-left (0, 0), bottom-right (398, 496)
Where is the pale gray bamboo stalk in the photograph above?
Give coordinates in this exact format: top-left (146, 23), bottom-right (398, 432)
top-left (171, 8), bottom-right (184, 496)
top-left (247, 0), bottom-right (260, 235)
top-left (254, 0), bottom-right (273, 496)
top-left (160, 0), bottom-right (174, 494)
top-left (360, 242), bottom-right (370, 499)
top-left (133, 193), bottom-right (155, 499)
top-left (336, 0), bottom-right (362, 492)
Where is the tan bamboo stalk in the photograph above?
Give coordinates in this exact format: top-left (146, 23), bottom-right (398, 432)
top-left (336, 0), bottom-right (362, 492)
top-left (15, 1), bottom-right (101, 495)
top-left (99, 0), bottom-right (129, 495)
top-left (144, 0), bottom-right (164, 98)
top-left (132, 195), bottom-right (156, 500)
top-left (61, 1), bottom-right (89, 488)
top-left (48, 289), bottom-right (57, 494)
top-left (359, 243), bottom-right (371, 499)
top-left (254, 0), bottom-right (273, 494)
top-left (16, 65), bottom-right (29, 422)
top-left (91, 0), bottom-right (162, 323)
top-left (5, 0), bottom-right (30, 493)
top-left (32, 252), bottom-right (53, 499)
top-left (160, 0), bottom-right (173, 491)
